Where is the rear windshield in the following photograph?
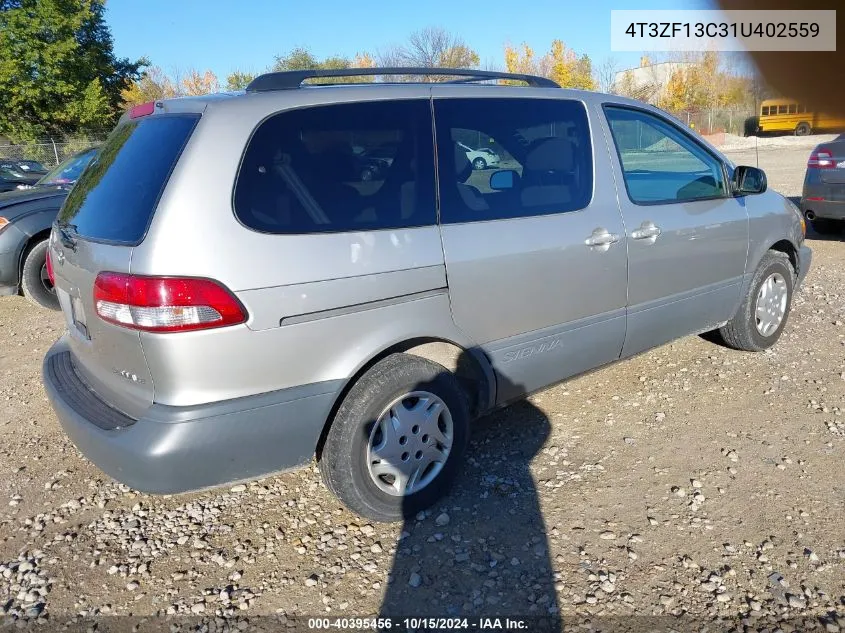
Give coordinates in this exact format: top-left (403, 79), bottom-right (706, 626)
top-left (59, 115), bottom-right (199, 244)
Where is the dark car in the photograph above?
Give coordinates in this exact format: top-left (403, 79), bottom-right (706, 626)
top-left (0, 166), bottom-right (41, 192)
top-left (801, 138), bottom-right (845, 235)
top-left (0, 147), bottom-right (98, 308)
top-left (0, 159), bottom-right (48, 176)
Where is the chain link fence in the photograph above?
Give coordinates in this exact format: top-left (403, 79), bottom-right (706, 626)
top-left (0, 138), bottom-right (104, 168)
top-left (671, 108), bottom-right (757, 138)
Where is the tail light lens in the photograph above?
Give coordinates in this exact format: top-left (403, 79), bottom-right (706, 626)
top-left (129, 101), bottom-right (156, 119)
top-left (807, 148), bottom-right (834, 169)
top-left (93, 273), bottom-right (247, 333)
top-left (46, 249), bottom-right (55, 286)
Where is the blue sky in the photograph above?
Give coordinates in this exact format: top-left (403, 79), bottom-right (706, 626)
top-left (105, 0), bottom-right (714, 82)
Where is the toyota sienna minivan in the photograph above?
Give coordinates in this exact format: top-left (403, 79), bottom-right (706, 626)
top-left (43, 68), bottom-right (811, 522)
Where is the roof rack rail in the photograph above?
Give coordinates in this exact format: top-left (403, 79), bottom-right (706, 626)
top-left (245, 67), bottom-right (560, 92)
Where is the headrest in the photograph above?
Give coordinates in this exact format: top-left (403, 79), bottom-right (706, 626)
top-left (524, 137), bottom-right (574, 172)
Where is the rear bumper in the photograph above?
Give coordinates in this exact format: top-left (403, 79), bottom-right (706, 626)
top-left (797, 245), bottom-right (813, 290)
top-left (42, 336), bottom-right (342, 494)
top-left (800, 197), bottom-right (845, 220)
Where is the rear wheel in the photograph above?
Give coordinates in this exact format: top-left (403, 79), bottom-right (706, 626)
top-left (795, 122), bottom-right (811, 136)
top-left (320, 353), bottom-right (470, 522)
top-left (716, 250), bottom-right (794, 352)
top-left (21, 240), bottom-right (59, 310)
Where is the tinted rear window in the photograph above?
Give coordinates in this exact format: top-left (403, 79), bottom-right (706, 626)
top-left (233, 100), bottom-right (435, 234)
top-left (59, 115), bottom-right (199, 244)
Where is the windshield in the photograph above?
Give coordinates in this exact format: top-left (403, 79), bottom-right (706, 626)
top-left (37, 149), bottom-right (98, 186)
top-left (0, 167), bottom-right (21, 181)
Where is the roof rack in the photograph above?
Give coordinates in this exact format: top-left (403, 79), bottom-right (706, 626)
top-left (245, 67), bottom-right (560, 92)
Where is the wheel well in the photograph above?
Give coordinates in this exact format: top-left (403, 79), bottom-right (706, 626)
top-left (314, 338), bottom-right (492, 461)
top-left (18, 229), bottom-right (51, 283)
top-left (769, 240), bottom-right (798, 275)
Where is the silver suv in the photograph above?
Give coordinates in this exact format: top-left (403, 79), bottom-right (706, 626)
top-left (42, 68), bottom-right (811, 522)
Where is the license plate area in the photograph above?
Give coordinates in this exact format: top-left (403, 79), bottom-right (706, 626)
top-left (70, 294), bottom-right (90, 339)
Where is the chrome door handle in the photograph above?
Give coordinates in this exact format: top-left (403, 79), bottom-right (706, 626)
top-left (584, 229), bottom-right (620, 251)
top-left (631, 221), bottom-right (662, 241)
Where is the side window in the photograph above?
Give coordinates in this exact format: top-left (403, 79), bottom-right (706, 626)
top-left (761, 106), bottom-right (769, 116)
top-left (788, 103), bottom-right (797, 114)
top-left (434, 98), bottom-right (593, 224)
top-left (234, 100), bottom-right (435, 234)
top-left (604, 106), bottom-right (727, 205)
top-left (778, 105), bottom-right (788, 114)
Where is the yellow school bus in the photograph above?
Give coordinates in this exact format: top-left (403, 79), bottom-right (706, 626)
top-left (758, 99), bottom-right (845, 136)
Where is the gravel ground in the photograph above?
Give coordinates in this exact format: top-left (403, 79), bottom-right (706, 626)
top-left (1, 141), bottom-right (844, 631)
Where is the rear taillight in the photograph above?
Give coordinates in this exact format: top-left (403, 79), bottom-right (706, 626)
top-left (807, 148), bottom-right (835, 169)
top-left (46, 250), bottom-right (55, 286)
top-left (93, 273), bottom-right (247, 333)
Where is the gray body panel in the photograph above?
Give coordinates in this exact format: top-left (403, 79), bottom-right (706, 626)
top-left (43, 337), bottom-right (340, 494)
top-left (41, 81), bottom-right (811, 495)
top-left (431, 88), bottom-right (628, 403)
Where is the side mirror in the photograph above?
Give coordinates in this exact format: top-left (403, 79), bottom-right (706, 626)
top-left (490, 169), bottom-right (518, 190)
top-left (732, 165), bottom-right (767, 195)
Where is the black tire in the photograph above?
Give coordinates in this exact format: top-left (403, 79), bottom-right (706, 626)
top-left (717, 250), bottom-right (794, 352)
top-left (20, 240), bottom-right (59, 310)
top-left (320, 353), bottom-right (470, 522)
top-left (795, 122), bottom-right (811, 136)
top-left (809, 217), bottom-right (841, 235)
top-left (472, 157), bottom-right (487, 170)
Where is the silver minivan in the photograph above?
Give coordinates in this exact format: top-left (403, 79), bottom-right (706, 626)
top-left (42, 68), bottom-right (811, 522)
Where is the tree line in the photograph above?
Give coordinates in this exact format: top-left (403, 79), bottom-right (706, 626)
top-left (0, 0), bottom-right (763, 144)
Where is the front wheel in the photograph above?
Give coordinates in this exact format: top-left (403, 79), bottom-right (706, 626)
top-left (320, 353), bottom-right (470, 522)
top-left (716, 250), bottom-right (794, 352)
top-left (21, 240), bottom-right (59, 310)
top-left (472, 157), bottom-right (487, 170)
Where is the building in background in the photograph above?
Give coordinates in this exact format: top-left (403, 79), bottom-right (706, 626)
top-left (612, 57), bottom-right (694, 106)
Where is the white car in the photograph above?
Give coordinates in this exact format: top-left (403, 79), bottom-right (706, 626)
top-left (457, 141), bottom-right (501, 170)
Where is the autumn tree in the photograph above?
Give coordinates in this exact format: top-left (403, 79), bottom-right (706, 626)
top-left (181, 69), bottom-right (220, 96)
top-left (0, 0), bottom-right (144, 141)
top-left (121, 66), bottom-right (179, 107)
top-left (504, 41), bottom-right (596, 90)
top-left (655, 52), bottom-right (754, 113)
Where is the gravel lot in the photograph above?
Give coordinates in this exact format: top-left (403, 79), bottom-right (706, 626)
top-left (1, 138), bottom-right (843, 631)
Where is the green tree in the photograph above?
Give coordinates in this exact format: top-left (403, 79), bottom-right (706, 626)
top-left (225, 70), bottom-right (256, 91)
top-left (0, 0), bottom-right (144, 141)
top-left (272, 47), bottom-right (373, 83)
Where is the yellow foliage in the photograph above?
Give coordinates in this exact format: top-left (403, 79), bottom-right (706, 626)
top-left (181, 69), bottom-right (220, 96)
top-left (352, 52), bottom-right (375, 68)
top-left (504, 40), bottom-right (595, 90)
top-left (120, 66), bottom-right (178, 107)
